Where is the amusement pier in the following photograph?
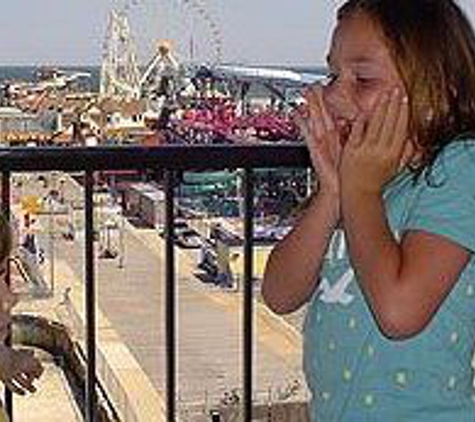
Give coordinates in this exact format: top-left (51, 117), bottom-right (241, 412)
top-left (0, 2), bottom-right (323, 421)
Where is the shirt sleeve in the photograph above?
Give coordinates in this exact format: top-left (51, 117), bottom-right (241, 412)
top-left (404, 141), bottom-right (475, 253)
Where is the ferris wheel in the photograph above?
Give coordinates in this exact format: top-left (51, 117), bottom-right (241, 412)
top-left (179, 0), bottom-right (223, 64)
top-left (120, 0), bottom-right (224, 65)
top-left (100, 0), bottom-right (224, 100)
top-left (99, 8), bottom-right (141, 100)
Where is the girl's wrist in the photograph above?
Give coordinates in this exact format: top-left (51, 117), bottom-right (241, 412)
top-left (315, 188), bottom-right (341, 222)
top-left (317, 185), bottom-right (340, 203)
top-left (341, 180), bottom-right (383, 199)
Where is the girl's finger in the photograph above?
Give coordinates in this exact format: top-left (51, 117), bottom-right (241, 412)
top-left (293, 113), bottom-right (312, 142)
top-left (314, 84), bottom-right (335, 132)
top-left (391, 95), bottom-right (410, 156)
top-left (308, 85), bottom-right (334, 133)
top-left (290, 103), bottom-right (309, 121)
top-left (380, 88), bottom-right (402, 147)
top-left (394, 96), bottom-right (409, 149)
top-left (5, 380), bottom-right (25, 395)
top-left (305, 86), bottom-right (329, 138)
top-left (299, 103), bottom-right (310, 120)
top-left (366, 91), bottom-right (391, 145)
top-left (295, 114), bottom-right (321, 167)
top-left (13, 373), bottom-right (36, 393)
top-left (346, 115), bottom-right (366, 148)
top-left (18, 351), bottom-right (43, 378)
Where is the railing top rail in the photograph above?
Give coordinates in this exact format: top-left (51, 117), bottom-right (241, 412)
top-left (0, 144), bottom-right (310, 172)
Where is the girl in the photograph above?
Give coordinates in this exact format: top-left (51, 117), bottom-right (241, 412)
top-left (262, 0), bottom-right (475, 420)
top-left (0, 213), bottom-right (43, 421)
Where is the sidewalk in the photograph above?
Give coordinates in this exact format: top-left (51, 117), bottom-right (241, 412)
top-left (15, 173), bottom-right (309, 419)
top-left (52, 218), bottom-right (307, 400)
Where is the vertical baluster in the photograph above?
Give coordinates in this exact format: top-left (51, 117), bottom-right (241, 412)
top-left (85, 171), bottom-right (97, 421)
top-left (2, 172), bottom-right (12, 420)
top-left (242, 168), bottom-right (254, 422)
top-left (164, 170), bottom-right (176, 421)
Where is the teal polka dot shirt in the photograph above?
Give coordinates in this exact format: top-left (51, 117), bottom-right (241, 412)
top-left (304, 140), bottom-right (475, 421)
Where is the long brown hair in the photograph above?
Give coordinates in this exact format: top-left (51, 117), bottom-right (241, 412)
top-left (338, 0), bottom-right (475, 177)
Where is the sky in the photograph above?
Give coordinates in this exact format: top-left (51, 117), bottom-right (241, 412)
top-left (0, 0), bottom-right (474, 67)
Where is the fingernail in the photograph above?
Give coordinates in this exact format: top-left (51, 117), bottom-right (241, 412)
top-left (402, 96), bottom-right (409, 104)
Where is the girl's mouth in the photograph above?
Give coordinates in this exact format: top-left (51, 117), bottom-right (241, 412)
top-left (336, 119), bottom-right (354, 144)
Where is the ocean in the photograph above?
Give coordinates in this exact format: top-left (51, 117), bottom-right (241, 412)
top-left (0, 65), bottom-right (325, 93)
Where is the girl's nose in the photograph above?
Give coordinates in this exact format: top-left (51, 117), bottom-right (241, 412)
top-left (323, 82), bottom-right (358, 122)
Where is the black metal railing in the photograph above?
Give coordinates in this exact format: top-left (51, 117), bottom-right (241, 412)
top-left (0, 144), bottom-right (310, 422)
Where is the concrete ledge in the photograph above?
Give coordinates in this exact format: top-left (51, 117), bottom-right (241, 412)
top-left (55, 260), bottom-right (167, 422)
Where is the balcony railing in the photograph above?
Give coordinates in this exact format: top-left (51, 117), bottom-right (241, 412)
top-left (0, 144), bottom-right (310, 422)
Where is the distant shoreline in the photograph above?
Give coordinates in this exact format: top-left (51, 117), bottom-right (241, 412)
top-left (0, 64), bottom-right (326, 80)
top-left (0, 64), bottom-right (327, 98)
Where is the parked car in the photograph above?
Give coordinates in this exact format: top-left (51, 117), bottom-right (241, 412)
top-left (158, 220), bottom-right (203, 249)
top-left (157, 219), bottom-right (188, 237)
top-left (174, 228), bottom-right (203, 249)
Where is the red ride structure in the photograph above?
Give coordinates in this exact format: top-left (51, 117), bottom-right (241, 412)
top-left (171, 98), bottom-right (299, 144)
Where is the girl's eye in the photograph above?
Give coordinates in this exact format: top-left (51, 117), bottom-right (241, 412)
top-left (356, 77), bottom-right (375, 86)
top-left (323, 72), bottom-right (338, 86)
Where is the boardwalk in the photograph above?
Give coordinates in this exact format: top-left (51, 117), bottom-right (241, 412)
top-left (17, 173), bottom-right (309, 419)
top-left (53, 221), bottom-right (307, 405)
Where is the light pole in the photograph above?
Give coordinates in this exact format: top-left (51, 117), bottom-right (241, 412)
top-left (48, 193), bottom-right (55, 296)
top-left (118, 204), bottom-right (125, 269)
top-left (104, 220), bottom-right (113, 256)
top-left (59, 177), bottom-right (66, 204)
top-left (47, 171), bottom-right (60, 296)
top-left (66, 200), bottom-right (75, 241)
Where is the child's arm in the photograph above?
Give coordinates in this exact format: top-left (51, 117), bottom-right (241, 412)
top-left (0, 346), bottom-right (43, 395)
top-left (341, 89), bottom-right (471, 339)
top-left (262, 190), bottom-right (339, 314)
top-left (262, 84), bottom-right (342, 314)
top-left (342, 189), bottom-right (469, 339)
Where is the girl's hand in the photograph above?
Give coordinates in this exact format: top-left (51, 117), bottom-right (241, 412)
top-left (0, 346), bottom-right (44, 395)
top-left (294, 84), bottom-right (342, 197)
top-left (340, 88), bottom-right (409, 195)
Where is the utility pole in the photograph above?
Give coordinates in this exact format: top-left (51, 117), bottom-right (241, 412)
top-left (47, 171), bottom-right (60, 296)
top-left (48, 193), bottom-right (55, 296)
top-left (118, 203), bottom-right (125, 269)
